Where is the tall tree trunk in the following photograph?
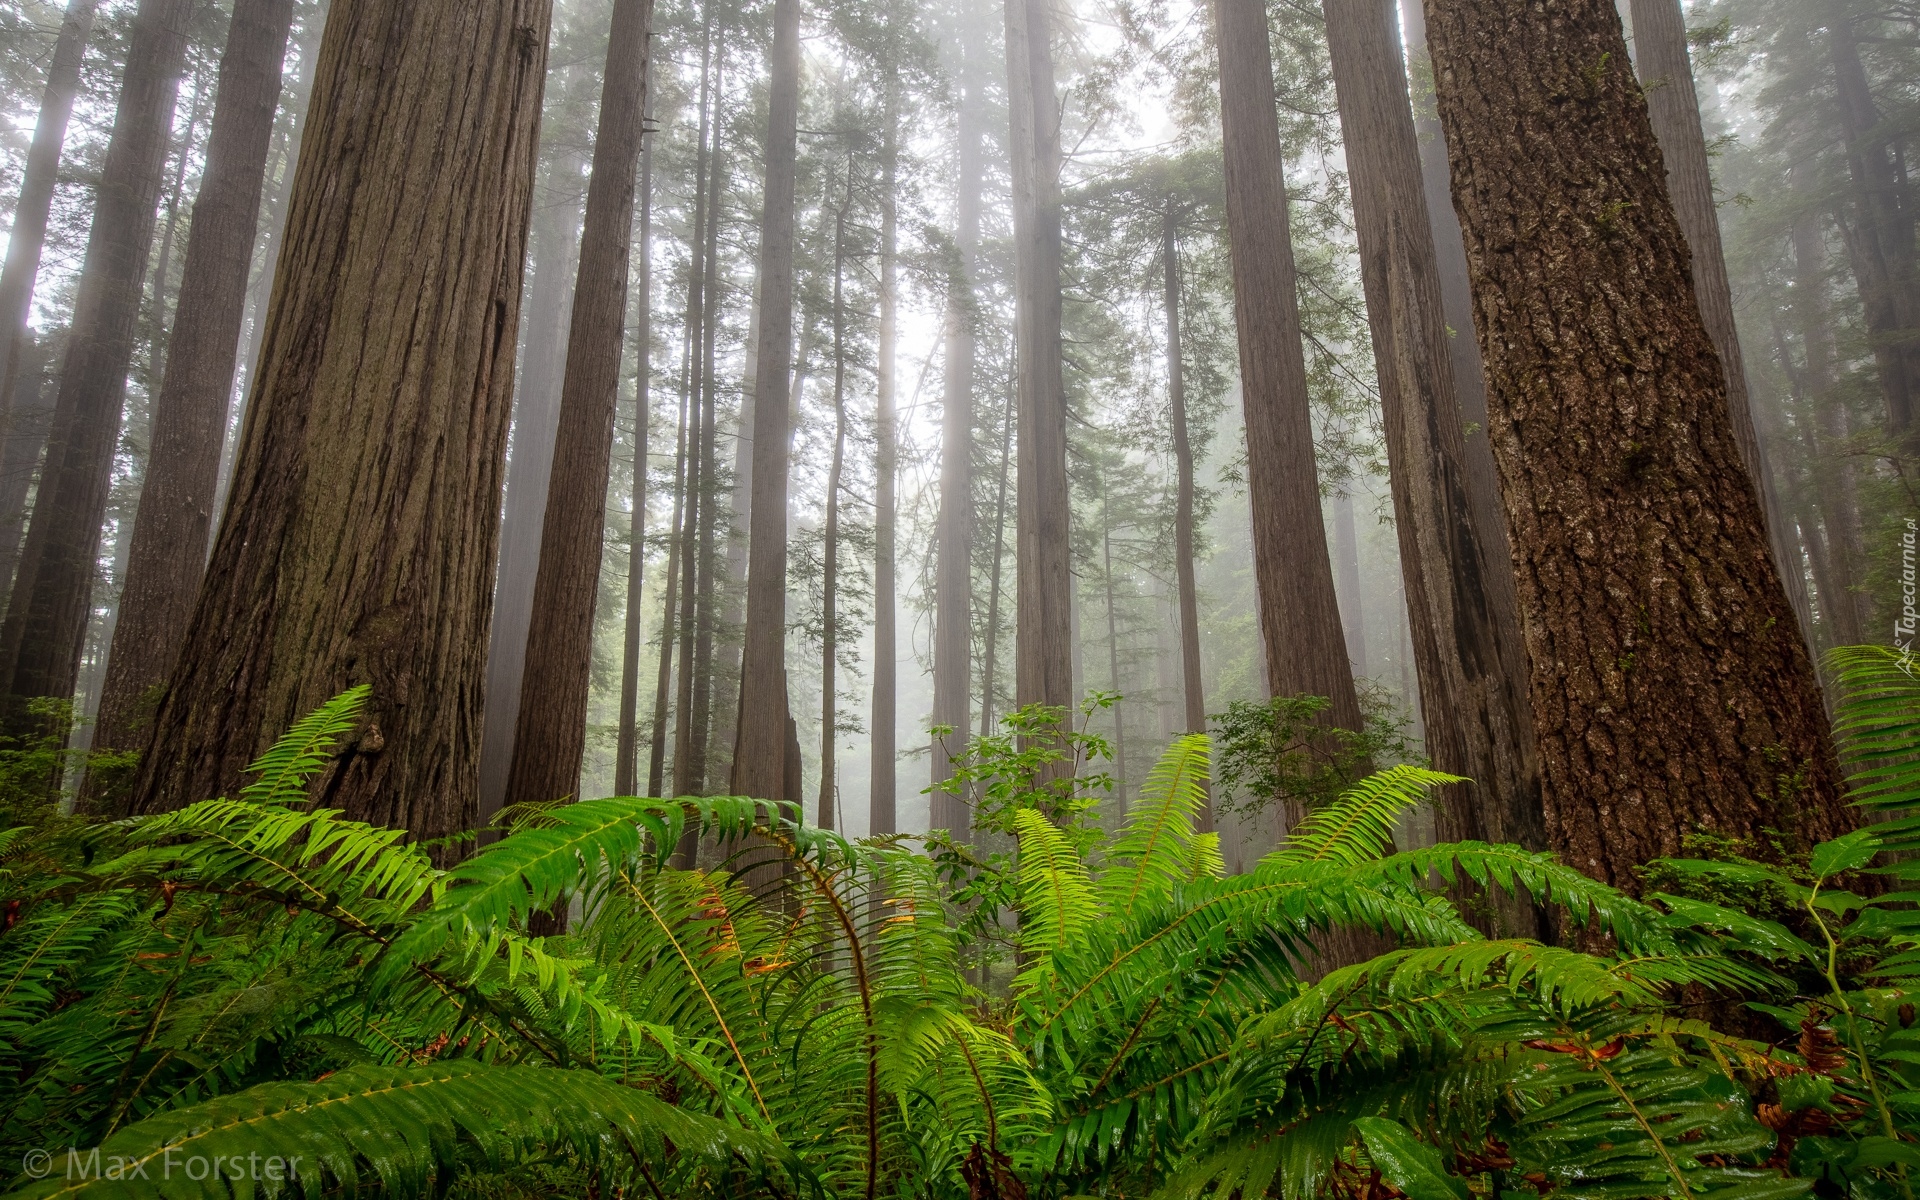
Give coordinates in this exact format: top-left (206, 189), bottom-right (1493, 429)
top-left (1163, 208), bottom-right (1210, 830)
top-left (930, 73), bottom-right (980, 829)
top-left (1325, 0), bottom-right (1543, 867)
top-left (143, 71), bottom-right (208, 393)
top-left (0, 0), bottom-right (194, 719)
top-left (708, 295), bottom-right (759, 784)
top-left (615, 117), bottom-right (656, 798)
top-left (819, 185), bottom-right (849, 831)
top-left (477, 146), bottom-right (586, 823)
top-left (731, 0), bottom-right (802, 806)
top-left (1331, 487), bottom-right (1367, 675)
top-left (1100, 493), bottom-right (1127, 812)
top-left (91, 0), bottom-right (298, 807)
top-left (1421, 0), bottom-right (1849, 886)
top-left (979, 381), bottom-right (1013, 739)
top-left (648, 385), bottom-right (690, 798)
top-left (0, 352), bottom-right (55, 609)
top-left (1215, 0), bottom-right (1364, 745)
top-left (1629, 0), bottom-right (1815, 643)
top-left (1004, 0), bottom-right (1073, 716)
top-left (503, 0), bottom-right (654, 815)
top-left (0, 0), bottom-right (98, 455)
top-left (1828, 6), bottom-right (1920, 455)
top-left (128, 0), bottom-right (553, 836)
top-left (689, 69), bottom-right (726, 796)
top-left (871, 87), bottom-right (900, 837)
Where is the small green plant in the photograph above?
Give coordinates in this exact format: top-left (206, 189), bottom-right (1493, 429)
top-left (1208, 689), bottom-right (1422, 821)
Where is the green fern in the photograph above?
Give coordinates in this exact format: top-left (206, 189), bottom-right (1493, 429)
top-left (237, 686), bottom-right (370, 805)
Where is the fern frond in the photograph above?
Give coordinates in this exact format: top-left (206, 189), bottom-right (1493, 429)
top-left (1101, 734), bottom-right (1210, 915)
top-left (1264, 766), bottom-right (1463, 870)
top-left (238, 686), bottom-right (370, 805)
top-left (1012, 808), bottom-right (1099, 974)
top-left (1828, 644), bottom-right (1920, 814)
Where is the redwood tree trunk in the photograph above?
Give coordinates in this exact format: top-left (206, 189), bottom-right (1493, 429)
top-left (0, 0), bottom-right (194, 718)
top-left (1325, 0), bottom-right (1543, 865)
top-left (1214, 0), bottom-right (1364, 742)
top-left (90, 0), bottom-right (297, 805)
top-left (1421, 0), bottom-right (1849, 886)
top-left (929, 70), bottom-right (981, 829)
top-left (503, 0), bottom-right (653, 813)
top-left (0, 0), bottom-right (98, 438)
top-left (1163, 207), bottom-right (1210, 830)
top-left (870, 90), bottom-right (899, 838)
top-left (731, 0), bottom-right (802, 805)
top-left (128, 0), bottom-right (553, 836)
top-left (1004, 0), bottom-right (1073, 716)
top-left (615, 119), bottom-right (656, 798)
top-left (818, 187), bottom-right (848, 830)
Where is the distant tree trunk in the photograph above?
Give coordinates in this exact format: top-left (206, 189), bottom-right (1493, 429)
top-left (0, 355), bottom-right (55, 608)
top-left (143, 71), bottom-right (208, 391)
top-left (1827, 7), bottom-right (1920, 456)
top-left (478, 146), bottom-right (585, 823)
top-left (127, 0), bottom-right (552, 836)
top-left (91, 0), bottom-right (298, 807)
top-left (503, 0), bottom-right (653, 817)
top-left (1003, 0), bottom-right (1073, 716)
top-left (0, 0), bottom-right (98, 453)
top-left (1331, 488), bottom-right (1367, 675)
top-left (1629, 0), bottom-right (1814, 644)
top-left (648, 386), bottom-right (690, 798)
top-left (0, 0), bottom-right (194, 720)
top-left (1163, 208), bottom-right (1210, 831)
top-left (707, 295), bottom-right (758, 782)
top-left (930, 73), bottom-right (981, 829)
top-left (1100, 494), bottom-right (1127, 812)
top-left (731, 0), bottom-right (802, 806)
top-left (615, 121), bottom-right (656, 798)
top-left (1215, 0), bottom-right (1364, 745)
top-left (871, 90), bottom-right (900, 838)
top-left (689, 92), bottom-right (726, 796)
top-left (818, 183), bottom-right (849, 832)
top-left (1421, 0), bottom-right (1850, 886)
top-left (979, 382), bottom-right (1013, 739)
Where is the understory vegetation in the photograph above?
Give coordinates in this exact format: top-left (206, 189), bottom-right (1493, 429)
top-left (1, 646), bottom-right (1917, 1199)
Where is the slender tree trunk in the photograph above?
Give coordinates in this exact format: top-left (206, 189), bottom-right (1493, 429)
top-left (689, 66), bottom-right (726, 796)
top-left (708, 295), bottom-right (759, 783)
top-left (1004, 0), bottom-right (1073, 716)
top-left (1421, 0), bottom-right (1849, 885)
top-left (1215, 0), bottom-right (1364, 747)
top-left (0, 0), bottom-right (195, 719)
top-left (1629, 0), bottom-right (1814, 644)
top-left (930, 74), bottom-right (980, 827)
top-left (1163, 208), bottom-right (1210, 831)
top-left (615, 120), bottom-right (656, 798)
top-left (1827, 6), bottom-right (1920, 455)
top-left (1100, 494), bottom-right (1127, 812)
top-left (871, 88), bottom-right (900, 837)
top-left (819, 187), bottom-right (849, 830)
top-left (503, 0), bottom-right (654, 818)
top-left (90, 0), bottom-right (298, 807)
top-left (979, 381), bottom-right (1014, 739)
top-left (478, 146), bottom-right (586, 823)
top-left (0, 0), bottom-right (98, 455)
top-left (648, 385), bottom-right (690, 798)
top-left (731, 0), bottom-right (802, 806)
top-left (1331, 487), bottom-right (1367, 675)
top-left (1325, 0), bottom-right (1544, 870)
top-left (127, 0), bottom-right (553, 836)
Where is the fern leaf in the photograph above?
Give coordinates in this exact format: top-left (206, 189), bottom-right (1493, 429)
top-left (1264, 766), bottom-right (1463, 870)
top-left (1101, 735), bottom-right (1209, 915)
top-left (238, 686), bottom-right (371, 805)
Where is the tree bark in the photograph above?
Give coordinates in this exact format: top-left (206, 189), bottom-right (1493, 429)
top-left (731, 0), bottom-right (802, 806)
top-left (1331, 487), bottom-right (1368, 675)
top-left (0, 0), bottom-right (99, 456)
top-left (1214, 0), bottom-right (1364, 741)
top-left (91, 0), bottom-right (298, 806)
top-left (930, 71), bottom-right (980, 829)
top-left (1100, 493), bottom-right (1127, 812)
top-left (1163, 208), bottom-right (1210, 830)
top-left (1004, 0), bottom-right (1073, 717)
top-left (615, 116), bottom-right (656, 798)
top-left (818, 180), bottom-right (849, 831)
top-left (870, 87), bottom-right (899, 838)
top-left (0, 0), bottom-right (194, 718)
top-left (1421, 0), bottom-right (1849, 885)
top-left (503, 0), bottom-right (653, 814)
top-left (648, 384), bottom-right (690, 797)
top-left (128, 0), bottom-right (553, 837)
top-left (979, 381), bottom-right (1013, 739)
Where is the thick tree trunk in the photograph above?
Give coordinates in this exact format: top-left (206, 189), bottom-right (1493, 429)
top-left (1421, 0), bottom-right (1849, 886)
top-left (871, 95), bottom-right (899, 837)
top-left (731, 0), bottom-right (802, 806)
top-left (477, 147), bottom-right (585, 823)
top-left (1629, 0), bottom-right (1814, 645)
top-left (0, 0), bottom-right (98, 450)
top-left (1003, 0), bottom-right (1073, 716)
top-left (615, 122), bottom-right (656, 798)
top-left (503, 0), bottom-right (653, 814)
top-left (91, 0), bottom-right (298, 806)
top-left (0, 0), bottom-right (194, 718)
top-left (1163, 209), bottom-right (1210, 829)
top-left (1215, 0), bottom-right (1364, 742)
top-left (1326, 0), bottom-right (1543, 860)
top-left (0, 352), bottom-right (55, 609)
top-left (127, 0), bottom-right (552, 836)
top-left (930, 74), bottom-right (980, 829)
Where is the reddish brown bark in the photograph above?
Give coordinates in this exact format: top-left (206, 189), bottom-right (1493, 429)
top-left (1163, 207), bottom-right (1211, 832)
top-left (1422, 0), bottom-right (1849, 885)
top-left (128, 0), bottom-right (553, 837)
